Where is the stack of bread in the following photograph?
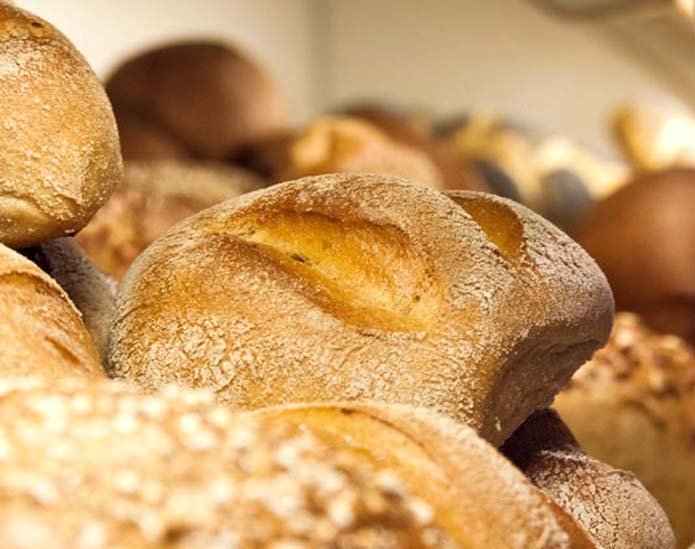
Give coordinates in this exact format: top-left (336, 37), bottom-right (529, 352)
top-left (0, 2), bottom-right (685, 547)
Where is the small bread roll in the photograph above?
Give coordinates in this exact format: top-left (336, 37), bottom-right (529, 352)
top-left (106, 41), bottom-right (289, 160)
top-left (554, 313), bottom-right (695, 547)
top-left (76, 159), bottom-right (263, 280)
top-left (22, 237), bottom-right (116, 363)
top-left (574, 168), bottom-right (695, 343)
top-left (0, 243), bottom-right (103, 379)
top-left (340, 103), bottom-right (488, 192)
top-left (255, 403), bottom-right (596, 548)
top-left (109, 173), bottom-right (613, 445)
top-left (0, 3), bottom-right (122, 248)
top-left (0, 379), bottom-right (460, 548)
top-left (502, 409), bottom-right (675, 549)
top-left (241, 116), bottom-right (444, 188)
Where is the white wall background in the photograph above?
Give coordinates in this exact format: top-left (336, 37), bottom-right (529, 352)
top-left (16, 0), bottom-right (690, 155)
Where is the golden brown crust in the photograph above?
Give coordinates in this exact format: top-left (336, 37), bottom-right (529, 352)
top-left (502, 409), bottom-right (675, 549)
top-left (0, 2), bottom-right (122, 248)
top-left (555, 312), bottom-right (695, 547)
top-left (242, 116), bottom-right (445, 188)
top-left (574, 168), bottom-right (695, 343)
top-left (0, 243), bottom-right (104, 380)
top-left (106, 41), bottom-right (289, 159)
top-left (109, 173), bottom-right (613, 445)
top-left (255, 402), bottom-right (597, 548)
top-left (22, 237), bottom-right (117, 363)
top-left (77, 159), bottom-right (263, 280)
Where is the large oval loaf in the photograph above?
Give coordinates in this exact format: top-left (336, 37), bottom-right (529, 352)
top-left (109, 173), bottom-right (613, 444)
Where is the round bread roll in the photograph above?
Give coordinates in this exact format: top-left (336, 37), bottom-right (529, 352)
top-left (0, 379), bottom-right (461, 548)
top-left (574, 168), bottom-right (695, 343)
top-left (254, 402), bottom-right (597, 548)
top-left (502, 408), bottom-right (675, 549)
top-left (241, 116), bottom-right (444, 188)
top-left (106, 41), bottom-right (289, 160)
top-left (0, 243), bottom-right (103, 380)
top-left (0, 2), bottom-right (122, 249)
top-left (76, 159), bottom-right (263, 280)
top-left (109, 173), bottom-right (614, 445)
top-left (554, 313), bottom-right (695, 547)
top-left (22, 237), bottom-right (117, 363)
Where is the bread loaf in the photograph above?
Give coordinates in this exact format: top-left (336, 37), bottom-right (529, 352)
top-left (502, 408), bottom-right (675, 549)
top-left (109, 173), bottom-right (614, 445)
top-left (106, 41), bottom-right (289, 160)
top-left (554, 313), bottom-right (695, 547)
top-left (0, 243), bottom-right (103, 379)
top-left (241, 116), bottom-right (444, 188)
top-left (76, 159), bottom-right (263, 280)
top-left (0, 2), bottom-right (122, 248)
top-left (574, 168), bottom-right (695, 343)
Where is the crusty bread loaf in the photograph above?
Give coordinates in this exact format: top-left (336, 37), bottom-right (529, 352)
top-left (0, 2), bottom-right (122, 248)
top-left (0, 378), bottom-right (461, 548)
top-left (109, 173), bottom-right (613, 445)
top-left (502, 408), bottom-right (675, 549)
top-left (22, 237), bottom-right (117, 363)
top-left (254, 402), bottom-right (597, 548)
top-left (106, 41), bottom-right (289, 160)
top-left (555, 313), bottom-right (695, 547)
top-left (0, 243), bottom-right (103, 379)
top-left (575, 168), bottom-right (695, 343)
top-left (76, 159), bottom-right (263, 280)
top-left (241, 116), bottom-right (444, 188)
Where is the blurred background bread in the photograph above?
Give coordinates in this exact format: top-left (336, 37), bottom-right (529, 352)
top-left (0, 243), bottom-right (104, 380)
top-left (106, 41), bottom-right (290, 161)
top-left (0, 2), bottom-right (122, 248)
top-left (502, 408), bottom-right (675, 549)
top-left (108, 173), bottom-right (613, 446)
top-left (240, 116), bottom-right (444, 188)
top-left (76, 159), bottom-right (264, 280)
top-left (554, 313), bottom-right (695, 547)
top-left (574, 168), bottom-right (695, 343)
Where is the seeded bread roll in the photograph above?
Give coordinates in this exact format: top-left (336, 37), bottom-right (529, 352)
top-left (502, 409), bottom-right (675, 549)
top-left (0, 243), bottom-right (103, 379)
top-left (574, 168), bottom-right (695, 343)
top-left (0, 2), bottom-right (122, 248)
top-left (554, 313), bottom-right (695, 547)
top-left (109, 173), bottom-right (613, 445)
top-left (240, 116), bottom-right (444, 188)
top-left (0, 379), bottom-right (462, 548)
top-left (22, 237), bottom-right (116, 363)
top-left (106, 41), bottom-right (289, 160)
top-left (254, 402), bottom-right (597, 548)
top-left (76, 159), bottom-right (263, 280)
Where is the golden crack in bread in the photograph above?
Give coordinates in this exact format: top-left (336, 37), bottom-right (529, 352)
top-left (109, 173), bottom-right (613, 445)
top-left (254, 402), bottom-right (597, 548)
top-left (76, 159), bottom-right (263, 280)
top-left (22, 237), bottom-right (117, 363)
top-left (106, 41), bottom-right (289, 160)
top-left (241, 116), bottom-right (444, 188)
top-left (0, 2), bottom-right (122, 248)
top-left (574, 168), bottom-right (695, 343)
top-left (0, 243), bottom-right (103, 379)
top-left (502, 408), bottom-right (675, 549)
top-left (554, 313), bottom-right (695, 547)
